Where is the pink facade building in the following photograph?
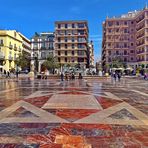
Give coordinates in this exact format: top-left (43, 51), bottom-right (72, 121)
top-left (102, 7), bottom-right (148, 71)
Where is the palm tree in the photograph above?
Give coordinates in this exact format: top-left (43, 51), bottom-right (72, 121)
top-left (42, 54), bottom-right (60, 74)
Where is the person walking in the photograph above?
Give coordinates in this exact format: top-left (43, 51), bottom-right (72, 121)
top-left (4, 70), bottom-right (7, 78)
top-left (113, 71), bottom-right (116, 81)
top-left (117, 72), bottom-right (121, 82)
top-left (60, 72), bottom-right (64, 81)
top-left (7, 71), bottom-right (11, 78)
top-left (16, 70), bottom-right (19, 79)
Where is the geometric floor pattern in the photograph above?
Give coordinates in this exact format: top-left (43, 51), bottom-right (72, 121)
top-left (0, 78), bottom-right (147, 147)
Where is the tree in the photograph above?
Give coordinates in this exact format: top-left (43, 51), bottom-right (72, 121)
top-left (42, 54), bottom-right (60, 74)
top-left (15, 52), bottom-right (30, 70)
top-left (111, 57), bottom-right (125, 68)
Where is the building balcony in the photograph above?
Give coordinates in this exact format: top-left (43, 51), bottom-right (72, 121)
top-left (14, 57), bottom-right (17, 61)
top-left (137, 34), bottom-right (145, 39)
top-left (136, 16), bottom-right (145, 24)
top-left (41, 47), bottom-right (47, 50)
top-left (136, 25), bottom-right (145, 32)
top-left (56, 26), bottom-right (88, 30)
top-left (8, 56), bottom-right (13, 61)
top-left (19, 47), bottom-right (21, 52)
top-left (0, 52), bottom-right (5, 60)
top-left (14, 46), bottom-right (17, 51)
top-left (9, 45), bottom-right (13, 49)
top-left (137, 51), bottom-right (145, 54)
top-left (0, 43), bottom-right (4, 46)
top-left (136, 42), bottom-right (145, 47)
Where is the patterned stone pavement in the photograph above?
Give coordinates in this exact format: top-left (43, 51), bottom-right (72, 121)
top-left (0, 78), bottom-right (147, 148)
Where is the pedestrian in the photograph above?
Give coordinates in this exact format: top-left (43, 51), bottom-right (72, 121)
top-left (7, 71), bottom-right (11, 78)
top-left (117, 72), bottom-right (121, 82)
top-left (113, 71), bottom-right (116, 81)
top-left (16, 70), bottom-right (19, 79)
top-left (78, 73), bottom-right (82, 79)
top-left (4, 70), bottom-right (6, 78)
top-left (44, 69), bottom-right (49, 79)
top-left (72, 73), bottom-right (75, 80)
top-left (65, 73), bottom-right (68, 81)
top-left (60, 72), bottom-right (64, 81)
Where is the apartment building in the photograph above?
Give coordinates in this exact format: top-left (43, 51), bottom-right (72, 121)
top-left (54, 20), bottom-right (89, 69)
top-left (102, 7), bottom-right (148, 71)
top-left (19, 32), bottom-right (31, 56)
top-left (31, 32), bottom-right (54, 72)
top-left (88, 41), bottom-right (95, 66)
top-left (0, 30), bottom-right (30, 72)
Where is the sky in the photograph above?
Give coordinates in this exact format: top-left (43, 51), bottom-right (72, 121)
top-left (0, 0), bottom-right (148, 62)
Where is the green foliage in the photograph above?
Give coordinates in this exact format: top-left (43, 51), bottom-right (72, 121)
top-left (42, 54), bottom-right (60, 70)
top-left (111, 57), bottom-right (126, 68)
top-left (15, 52), bottom-right (30, 69)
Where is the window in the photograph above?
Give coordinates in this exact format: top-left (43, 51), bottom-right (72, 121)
top-left (124, 43), bottom-right (128, 48)
top-left (9, 51), bottom-right (12, 57)
top-left (108, 29), bottom-right (112, 33)
top-left (116, 22), bottom-right (119, 26)
top-left (65, 30), bottom-right (68, 35)
top-left (58, 44), bottom-right (61, 49)
top-left (65, 44), bottom-right (67, 49)
top-left (131, 43), bottom-right (134, 46)
top-left (72, 24), bottom-right (75, 28)
top-left (65, 24), bottom-right (68, 28)
top-left (116, 29), bottom-right (119, 32)
top-left (78, 58), bottom-right (84, 62)
top-left (108, 51), bottom-right (111, 55)
top-left (65, 37), bottom-right (68, 42)
top-left (108, 22), bottom-right (113, 26)
top-left (78, 30), bottom-right (84, 35)
top-left (72, 58), bottom-right (75, 62)
top-left (58, 51), bottom-right (61, 55)
top-left (124, 21), bottom-right (127, 25)
top-left (72, 37), bottom-right (75, 42)
top-left (131, 21), bottom-right (134, 24)
top-left (116, 51), bottom-right (119, 55)
top-left (0, 39), bottom-right (3, 45)
top-left (41, 52), bottom-right (46, 58)
top-left (124, 50), bottom-right (127, 55)
top-left (78, 37), bottom-right (85, 42)
top-left (72, 44), bottom-right (75, 49)
top-left (65, 57), bottom-right (67, 62)
top-left (78, 44), bottom-right (85, 48)
top-left (58, 58), bottom-right (60, 62)
top-left (78, 50), bottom-right (85, 56)
top-left (78, 23), bottom-right (85, 28)
top-left (72, 51), bottom-right (74, 55)
top-left (124, 58), bottom-right (127, 62)
top-left (14, 32), bottom-right (17, 37)
top-left (58, 37), bottom-right (61, 42)
top-left (124, 29), bottom-right (128, 33)
top-left (65, 51), bottom-right (67, 55)
top-left (58, 24), bottom-right (61, 29)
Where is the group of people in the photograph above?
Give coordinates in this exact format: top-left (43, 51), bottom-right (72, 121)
top-left (41, 69), bottom-right (49, 79)
top-left (60, 72), bottom-right (75, 81)
top-left (111, 71), bottom-right (121, 82)
top-left (144, 73), bottom-right (148, 80)
top-left (60, 72), bottom-right (83, 81)
top-left (3, 70), bottom-right (19, 79)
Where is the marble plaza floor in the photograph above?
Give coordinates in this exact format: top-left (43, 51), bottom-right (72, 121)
top-left (0, 77), bottom-right (148, 148)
